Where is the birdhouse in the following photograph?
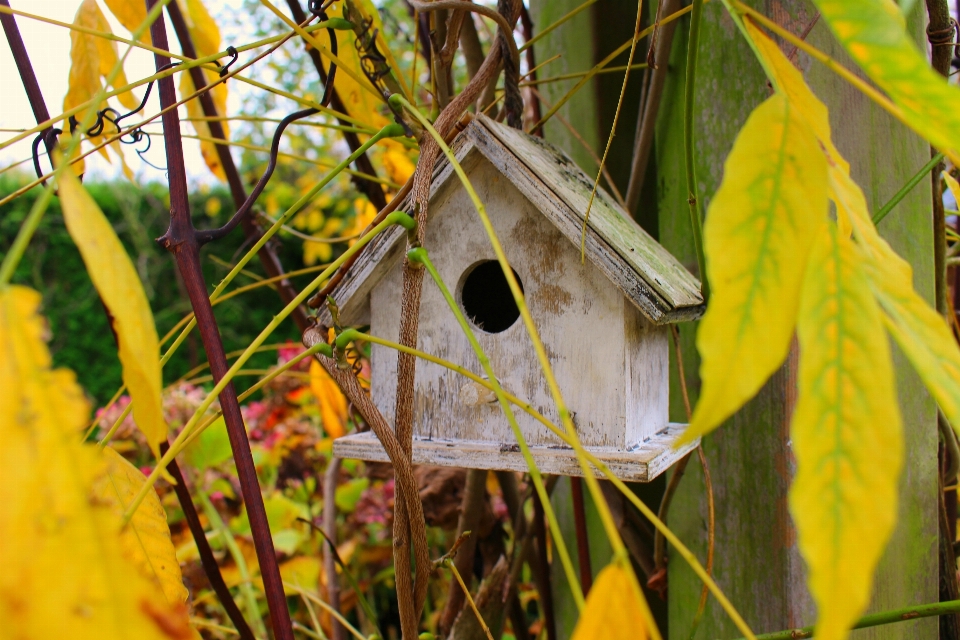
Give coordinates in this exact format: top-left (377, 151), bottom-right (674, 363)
top-left (315, 114), bottom-right (705, 482)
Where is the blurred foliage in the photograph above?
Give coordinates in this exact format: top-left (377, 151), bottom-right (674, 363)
top-left (0, 170), bottom-right (305, 406)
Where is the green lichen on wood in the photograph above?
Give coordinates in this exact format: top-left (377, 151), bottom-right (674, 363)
top-left (659, 1), bottom-right (937, 638)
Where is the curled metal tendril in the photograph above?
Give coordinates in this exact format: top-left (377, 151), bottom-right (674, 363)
top-left (354, 16), bottom-right (391, 96)
top-left (217, 45), bottom-right (239, 78)
top-left (31, 61), bottom-right (188, 180)
top-left (193, 14), bottom-right (339, 245)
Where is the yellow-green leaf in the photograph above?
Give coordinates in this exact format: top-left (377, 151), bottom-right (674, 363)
top-left (102, 0), bottom-right (152, 44)
top-left (96, 447), bottom-right (189, 605)
top-left (743, 18), bottom-right (847, 174)
top-left (685, 93), bottom-right (828, 442)
top-left (177, 0), bottom-right (228, 181)
top-left (791, 223), bottom-right (902, 640)
top-left (830, 163), bottom-right (960, 432)
top-left (0, 286), bottom-right (190, 638)
top-left (66, 0), bottom-right (138, 118)
top-left (58, 166), bottom-right (167, 458)
top-left (570, 564), bottom-right (648, 640)
top-left (810, 0), bottom-right (960, 163)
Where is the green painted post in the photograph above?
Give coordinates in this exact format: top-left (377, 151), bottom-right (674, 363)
top-left (527, 2), bottom-right (649, 637)
top-left (656, 2), bottom-right (938, 638)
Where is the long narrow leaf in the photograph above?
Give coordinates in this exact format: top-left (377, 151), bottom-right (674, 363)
top-left (791, 224), bottom-right (902, 640)
top-left (685, 93), bottom-right (828, 442)
top-left (58, 167), bottom-right (167, 458)
top-left (811, 0), bottom-right (960, 163)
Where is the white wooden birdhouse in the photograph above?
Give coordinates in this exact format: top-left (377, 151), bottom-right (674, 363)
top-left (317, 114), bottom-right (705, 482)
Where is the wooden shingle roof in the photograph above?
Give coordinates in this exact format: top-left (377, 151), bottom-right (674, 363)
top-left (328, 114), bottom-right (705, 325)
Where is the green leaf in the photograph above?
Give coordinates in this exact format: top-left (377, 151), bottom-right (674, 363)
top-left (183, 417), bottom-right (232, 471)
top-left (791, 224), bottom-right (902, 640)
top-left (810, 0), bottom-right (960, 163)
top-left (231, 493), bottom-right (308, 536)
top-left (335, 477), bottom-right (370, 513)
top-left (684, 93), bottom-right (828, 442)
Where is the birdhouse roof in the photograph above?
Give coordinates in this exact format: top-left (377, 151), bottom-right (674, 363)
top-left (328, 114), bottom-right (705, 325)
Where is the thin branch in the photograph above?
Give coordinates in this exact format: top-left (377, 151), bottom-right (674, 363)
top-left (144, 3), bottom-right (294, 637)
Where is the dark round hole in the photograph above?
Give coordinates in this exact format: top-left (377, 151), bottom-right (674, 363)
top-left (459, 261), bottom-right (523, 333)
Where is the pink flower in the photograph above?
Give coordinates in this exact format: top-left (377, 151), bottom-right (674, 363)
top-left (278, 341), bottom-right (304, 364)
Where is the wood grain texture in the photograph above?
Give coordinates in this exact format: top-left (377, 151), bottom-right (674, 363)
top-left (369, 154), bottom-right (669, 448)
top-left (660, 2), bottom-right (938, 638)
top-left (332, 424), bottom-right (699, 483)
top-left (324, 117), bottom-right (705, 328)
top-left (478, 115), bottom-right (704, 311)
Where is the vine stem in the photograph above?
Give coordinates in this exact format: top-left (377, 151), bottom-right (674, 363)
top-left (684, 0), bottom-right (708, 299)
top-left (741, 599), bottom-right (960, 640)
top-left (144, 3), bottom-right (293, 636)
top-left (337, 326), bottom-right (754, 640)
top-left (123, 204), bottom-right (410, 520)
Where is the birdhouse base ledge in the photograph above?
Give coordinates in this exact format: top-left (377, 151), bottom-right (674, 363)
top-left (332, 424), bottom-right (698, 483)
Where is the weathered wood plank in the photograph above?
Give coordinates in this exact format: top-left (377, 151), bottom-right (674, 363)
top-left (324, 117), bottom-right (705, 328)
top-left (369, 154), bottom-right (653, 448)
top-left (477, 115), bottom-right (705, 312)
top-left (332, 424), bottom-right (699, 483)
top-left (661, 2), bottom-right (938, 638)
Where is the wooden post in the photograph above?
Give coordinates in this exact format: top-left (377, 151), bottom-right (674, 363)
top-left (656, 2), bottom-right (938, 637)
top-left (527, 2), bottom-right (659, 637)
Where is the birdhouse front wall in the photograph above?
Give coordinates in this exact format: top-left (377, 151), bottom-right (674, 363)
top-left (367, 151), bottom-right (670, 449)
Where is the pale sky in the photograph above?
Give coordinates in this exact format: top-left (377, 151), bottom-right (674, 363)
top-left (0, 0), bottom-right (247, 185)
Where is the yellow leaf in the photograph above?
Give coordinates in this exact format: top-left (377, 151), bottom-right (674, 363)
top-left (101, 0), bottom-right (152, 44)
top-left (310, 359), bottom-right (348, 439)
top-left (181, 0), bottom-right (220, 60)
top-left (829, 163), bottom-right (960, 433)
top-left (57, 130), bottom-right (86, 178)
top-left (65, 0), bottom-right (137, 120)
top-left (326, 2), bottom-right (391, 131)
top-left (96, 447), bottom-right (189, 605)
top-left (811, 0), bottom-right (960, 163)
top-left (64, 0), bottom-right (103, 123)
top-left (570, 565), bottom-right (647, 640)
top-left (944, 171), bottom-right (960, 207)
top-left (685, 94), bottom-right (828, 442)
top-left (176, 0), bottom-right (228, 181)
top-left (58, 167), bottom-right (167, 458)
top-left (791, 224), bottom-right (902, 640)
top-left (0, 286), bottom-right (190, 638)
top-left (181, 70), bottom-right (229, 181)
top-left (381, 144), bottom-right (417, 186)
top-left (743, 19), bottom-right (848, 174)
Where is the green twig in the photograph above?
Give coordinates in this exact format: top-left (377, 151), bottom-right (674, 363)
top-left (199, 492), bottom-right (268, 638)
top-left (873, 152), bottom-right (946, 225)
top-left (684, 0), bottom-right (708, 300)
top-left (122, 207), bottom-right (412, 522)
top-left (740, 599), bottom-right (960, 639)
top-left (442, 558), bottom-right (494, 640)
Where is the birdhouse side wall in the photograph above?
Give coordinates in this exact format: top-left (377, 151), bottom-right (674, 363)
top-left (368, 153), bottom-right (633, 448)
top-left (624, 306), bottom-right (670, 445)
